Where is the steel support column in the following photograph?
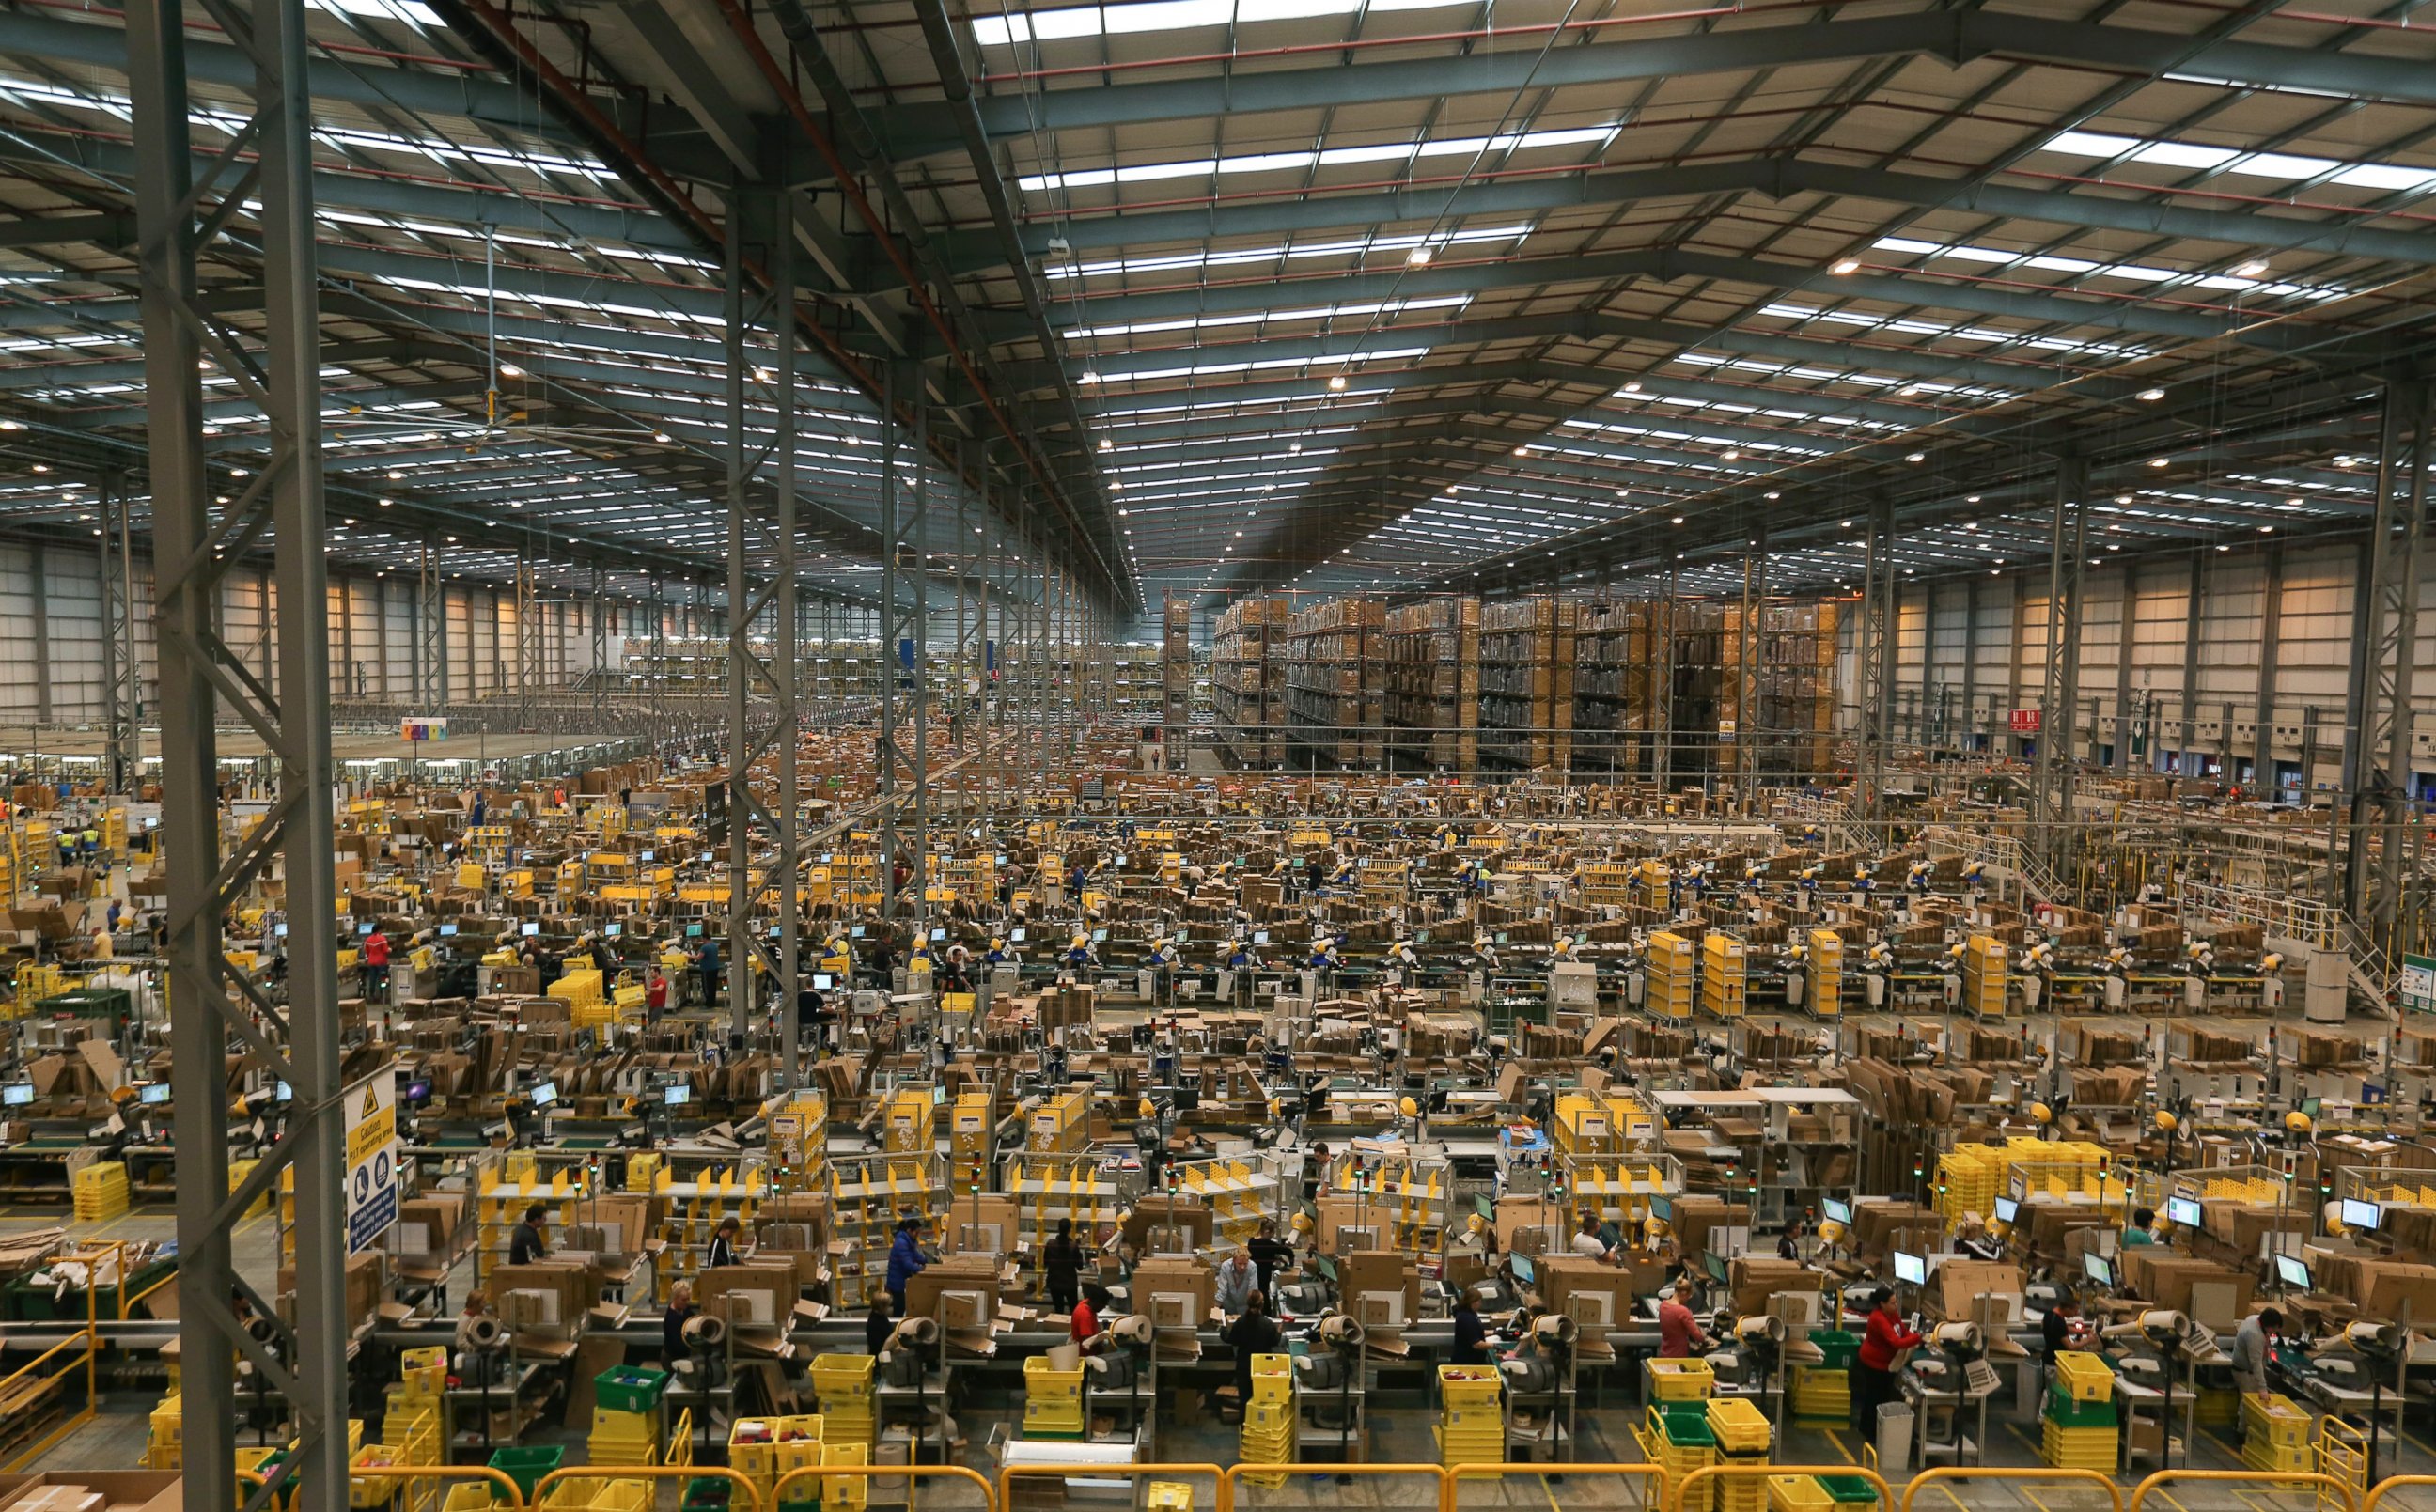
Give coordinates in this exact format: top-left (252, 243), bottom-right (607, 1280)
top-left (1655, 572), bottom-right (1678, 791)
top-left (2254, 544), bottom-right (2283, 787)
top-left (1960, 575), bottom-right (1981, 756)
top-left (1857, 492), bottom-right (1897, 825)
top-left (416, 534), bottom-right (445, 708)
top-left (2348, 380), bottom-right (2430, 938)
top-left (99, 471), bottom-right (141, 791)
top-left (130, 0), bottom-right (349, 1504)
top-left (2114, 565), bottom-right (2139, 772)
top-left (2179, 549), bottom-right (2204, 775)
top-left (723, 172), bottom-right (801, 1053)
top-left (2036, 458), bottom-right (2089, 863)
top-left (877, 361), bottom-right (930, 928)
top-left (1736, 522), bottom-right (1765, 812)
top-left (514, 542), bottom-right (540, 730)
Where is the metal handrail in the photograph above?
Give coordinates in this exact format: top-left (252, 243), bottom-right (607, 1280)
top-left (773, 1460), bottom-right (996, 1512)
top-left (1677, 1463), bottom-right (1894, 1512)
top-left (1444, 1460), bottom-right (1663, 1512)
top-left (345, 1466), bottom-right (529, 1510)
top-left (535, 1464), bottom-right (763, 1512)
top-left (1000, 1462), bottom-right (1226, 1512)
top-left (2130, 1470), bottom-right (2356, 1512)
top-left (1898, 1468), bottom-right (2120, 1512)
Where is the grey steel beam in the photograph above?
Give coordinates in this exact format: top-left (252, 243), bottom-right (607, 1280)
top-left (2038, 456), bottom-right (2090, 865)
top-left (867, 12), bottom-right (2436, 159)
top-left (130, 0), bottom-right (350, 1506)
top-left (954, 157), bottom-right (2436, 274)
top-left (2346, 379), bottom-right (2428, 940)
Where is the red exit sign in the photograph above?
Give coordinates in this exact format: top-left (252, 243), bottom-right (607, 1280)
top-left (2009, 709), bottom-right (2042, 733)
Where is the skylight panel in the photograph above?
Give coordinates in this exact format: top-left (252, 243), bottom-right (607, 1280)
top-left (2038, 130), bottom-right (2436, 195)
top-left (973, 0), bottom-right (1470, 46)
top-left (1046, 226), bottom-right (1531, 279)
top-left (1062, 294), bottom-right (1467, 340)
top-left (1019, 126), bottom-right (1616, 192)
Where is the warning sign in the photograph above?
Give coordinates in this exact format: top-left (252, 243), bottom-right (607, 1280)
top-left (344, 1065), bottom-right (400, 1255)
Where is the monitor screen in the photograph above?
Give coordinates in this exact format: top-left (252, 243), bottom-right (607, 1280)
top-left (604, 923), bottom-right (621, 938)
top-left (2342, 1198), bottom-right (2383, 1232)
top-left (641, 850), bottom-right (655, 863)
top-left (664, 1084), bottom-right (690, 1106)
top-left (2083, 1254), bottom-right (2115, 1287)
top-left (439, 923), bottom-right (459, 937)
top-left (1704, 1252), bottom-right (1729, 1284)
top-left (275, 923), bottom-right (289, 938)
top-left (1650, 1195), bottom-right (1672, 1224)
top-left (276, 1081), bottom-right (293, 1100)
top-left (138, 1083), bottom-right (172, 1106)
top-left (813, 974), bottom-right (835, 991)
top-left (851, 926), bottom-right (866, 939)
top-left (995, 854), bottom-right (1007, 865)
top-left (1092, 928), bottom-right (1108, 943)
top-left (2274, 1254), bottom-right (2312, 1290)
top-left (932, 1085), bottom-right (947, 1105)
top-left (1822, 1197), bottom-right (1852, 1226)
top-left (929, 928), bottom-right (945, 942)
top-left (1994, 1197), bottom-right (2019, 1224)
top-left (2300, 1096), bottom-right (2323, 1118)
top-left (530, 1082), bottom-right (558, 1108)
top-left (1010, 928), bottom-right (1027, 943)
top-left (2166, 1196), bottom-right (2203, 1229)
top-left (358, 923), bottom-right (374, 936)
top-left (3, 1083), bottom-right (34, 1107)
top-left (1893, 1251), bottom-right (1927, 1286)
top-left (1510, 1254), bottom-right (1535, 1286)
top-left (687, 923), bottom-right (704, 938)
top-left (1254, 930), bottom-right (1270, 944)
top-left (521, 922), bottom-right (540, 938)
top-left (405, 1081), bottom-right (431, 1103)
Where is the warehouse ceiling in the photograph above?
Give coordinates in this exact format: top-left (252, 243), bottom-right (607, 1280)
top-left (0, 0), bottom-right (2427, 613)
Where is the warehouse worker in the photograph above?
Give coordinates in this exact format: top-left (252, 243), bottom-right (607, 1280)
top-left (1569, 1212), bottom-right (1613, 1261)
top-left (1214, 1246), bottom-right (1257, 1317)
top-left (985, 936), bottom-right (1015, 967)
top-left (1307, 933), bottom-right (1340, 978)
top-left (1657, 1280), bottom-right (1709, 1358)
top-left (2121, 1206), bottom-right (2159, 1248)
top-left (707, 1216), bottom-right (745, 1269)
top-left (509, 1203), bottom-right (551, 1265)
top-left (1064, 931), bottom-right (1097, 973)
top-left (1853, 1286), bottom-right (1923, 1438)
top-left (1473, 933), bottom-right (1501, 972)
top-left (884, 1214), bottom-right (930, 1312)
top-left (1225, 938), bottom-right (1259, 972)
top-left (1387, 937), bottom-right (1419, 982)
top-left (363, 926), bottom-right (392, 1001)
top-left (2230, 1306), bottom-right (2279, 1416)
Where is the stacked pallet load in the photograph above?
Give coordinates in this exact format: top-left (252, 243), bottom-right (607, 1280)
top-left (812, 1350), bottom-right (877, 1454)
top-left (589, 1365), bottom-right (667, 1467)
top-left (1381, 597), bottom-right (1479, 771)
top-left (1960, 935), bottom-right (2007, 1017)
top-left (2041, 1351), bottom-right (2118, 1469)
top-left (1665, 602), bottom-right (1739, 781)
top-left (1284, 597), bottom-right (1383, 768)
top-left (1022, 1354), bottom-right (1086, 1440)
top-left (1241, 1353), bottom-right (1295, 1488)
top-left (1757, 601), bottom-right (1840, 778)
top-left (2241, 1392), bottom-right (2313, 1473)
top-left (1648, 930), bottom-right (1697, 1019)
top-left (1212, 598), bottom-right (1288, 766)
top-left (1435, 1364), bottom-right (1504, 1468)
top-left (1574, 600), bottom-right (1668, 775)
top-left (1161, 593), bottom-right (1193, 740)
top-left (72, 1161), bottom-right (128, 1222)
top-left (1701, 931), bottom-right (1748, 1017)
top-left (1790, 1330), bottom-right (1854, 1425)
top-left (1932, 1138), bottom-right (2115, 1229)
top-left (1477, 595), bottom-right (1577, 773)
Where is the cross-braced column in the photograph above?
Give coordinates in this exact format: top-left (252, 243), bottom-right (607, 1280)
top-left (724, 175), bottom-right (801, 1053)
top-left (1857, 493), bottom-right (1897, 825)
top-left (1654, 570), bottom-right (1678, 791)
top-left (417, 534), bottom-right (445, 708)
top-left (2349, 380), bottom-right (2430, 942)
top-left (2037, 456), bottom-right (2090, 865)
top-left (590, 563), bottom-right (608, 726)
top-left (130, 0), bottom-right (350, 1504)
top-left (877, 363), bottom-right (930, 928)
top-left (99, 471), bottom-right (142, 791)
top-left (514, 542), bottom-right (540, 731)
top-left (1736, 520), bottom-right (1766, 812)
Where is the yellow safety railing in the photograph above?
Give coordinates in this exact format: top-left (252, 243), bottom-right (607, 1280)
top-left (2319, 1419), bottom-right (2372, 1512)
top-left (1002, 1461), bottom-right (1225, 1512)
top-left (2364, 1474), bottom-right (2436, 1512)
top-left (537, 1465), bottom-right (760, 1512)
top-left (0, 1244), bottom-right (101, 1471)
top-left (1227, 1462), bottom-right (1444, 1510)
top-left (1898, 1468), bottom-right (2120, 1512)
top-left (1446, 1461), bottom-right (1663, 1512)
top-left (347, 1466), bottom-right (528, 1511)
top-left (775, 1460), bottom-right (994, 1512)
top-left (2132, 1470), bottom-right (2357, 1512)
top-left (667, 1409), bottom-right (695, 1467)
top-left (1678, 1464), bottom-right (1894, 1512)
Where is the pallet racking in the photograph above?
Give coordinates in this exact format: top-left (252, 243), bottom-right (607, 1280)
top-left (1382, 597), bottom-right (1478, 772)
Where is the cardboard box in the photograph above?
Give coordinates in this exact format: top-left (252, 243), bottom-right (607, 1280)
top-left (0, 1473), bottom-right (182, 1512)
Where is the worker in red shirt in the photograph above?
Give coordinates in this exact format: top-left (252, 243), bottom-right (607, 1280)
top-left (645, 967), bottom-right (669, 1024)
top-left (1071, 1282), bottom-right (1111, 1348)
top-left (1853, 1285), bottom-right (1923, 1438)
top-left (362, 927), bottom-right (392, 1002)
top-left (1656, 1279), bottom-right (1709, 1358)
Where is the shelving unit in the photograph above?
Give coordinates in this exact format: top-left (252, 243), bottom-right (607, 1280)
top-left (1574, 599), bottom-right (1669, 777)
top-left (1284, 598), bottom-right (1383, 769)
top-left (829, 1151), bottom-right (951, 1305)
top-left (1476, 596), bottom-right (1576, 774)
top-left (1382, 597), bottom-right (1478, 772)
top-left (1212, 598), bottom-right (1289, 767)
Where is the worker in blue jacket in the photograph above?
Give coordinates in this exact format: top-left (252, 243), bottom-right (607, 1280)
top-left (885, 1214), bottom-right (930, 1312)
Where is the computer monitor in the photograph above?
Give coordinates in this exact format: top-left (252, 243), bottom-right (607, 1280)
top-left (687, 923), bottom-right (705, 938)
top-left (404, 1080), bottom-right (431, 1104)
top-left (138, 1083), bottom-right (172, 1106)
top-left (2083, 1253), bottom-right (2115, 1288)
top-left (641, 850), bottom-right (655, 863)
top-left (1254, 930), bottom-right (1270, 944)
top-left (3, 1083), bottom-right (34, 1107)
top-left (1822, 1197), bottom-right (1852, 1226)
top-left (521, 922), bottom-right (540, 937)
top-left (932, 1085), bottom-right (947, 1105)
top-left (439, 923), bottom-right (459, 937)
top-left (2166, 1196), bottom-right (2204, 1229)
top-left (813, 974), bottom-right (835, 991)
top-left (530, 1081), bottom-right (558, 1108)
top-left (2275, 1254), bottom-right (2312, 1290)
top-left (275, 923), bottom-right (289, 938)
top-left (697, 850), bottom-right (712, 863)
top-left (2300, 1096), bottom-right (2323, 1118)
top-left (929, 928), bottom-right (945, 942)
top-left (2342, 1198), bottom-right (2383, 1232)
top-left (275, 1081), bottom-right (293, 1100)
top-left (850, 926), bottom-right (866, 939)
top-left (1704, 1252), bottom-right (1730, 1284)
top-left (1114, 855), bottom-right (1127, 868)
top-left (1893, 1250), bottom-right (1928, 1286)
top-left (604, 923), bottom-right (621, 937)
top-left (1092, 928), bottom-right (1108, 943)
top-left (1010, 928), bottom-right (1026, 943)
top-left (1650, 1195), bottom-right (1672, 1223)
top-left (664, 1084), bottom-right (691, 1107)
top-left (1994, 1196), bottom-right (2020, 1224)
top-left (358, 923), bottom-right (375, 936)
top-left (1510, 1254), bottom-right (1536, 1286)
top-left (995, 854), bottom-right (1007, 865)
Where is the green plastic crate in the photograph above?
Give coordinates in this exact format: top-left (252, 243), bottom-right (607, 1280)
top-left (1819, 1477), bottom-right (1878, 1503)
top-left (1663, 1415), bottom-right (1716, 1448)
top-left (593, 1366), bottom-right (668, 1415)
top-left (2043, 1389), bottom-right (2120, 1429)
top-left (485, 1447), bottom-right (563, 1500)
top-left (1806, 1330), bottom-right (1860, 1371)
